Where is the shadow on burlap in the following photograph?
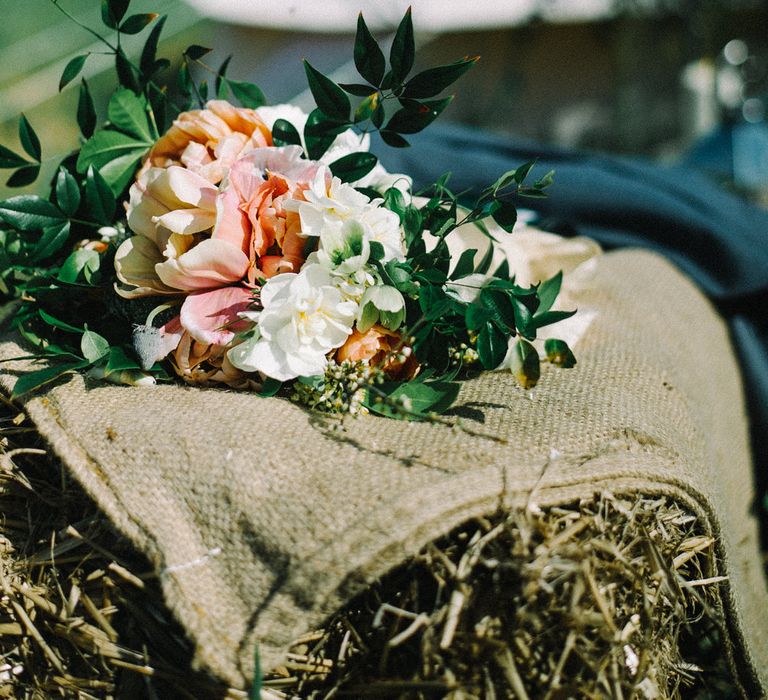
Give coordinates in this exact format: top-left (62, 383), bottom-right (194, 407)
top-left (1, 248), bottom-right (766, 697)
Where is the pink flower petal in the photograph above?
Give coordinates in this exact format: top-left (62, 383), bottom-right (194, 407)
top-left (213, 187), bottom-right (250, 255)
top-left (155, 238), bottom-right (250, 291)
top-left (180, 286), bottom-right (253, 345)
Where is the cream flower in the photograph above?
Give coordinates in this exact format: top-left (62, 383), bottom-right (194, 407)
top-left (291, 169), bottom-right (404, 262)
top-left (228, 264), bottom-right (356, 381)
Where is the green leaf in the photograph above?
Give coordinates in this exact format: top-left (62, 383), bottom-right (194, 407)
top-left (178, 62), bottom-right (192, 97)
top-left (328, 152), bottom-right (377, 183)
top-left (18, 115), bottom-right (41, 162)
top-left (477, 321), bottom-right (507, 370)
top-left (385, 97), bottom-right (452, 135)
top-left (474, 241), bottom-right (495, 275)
top-left (55, 168), bottom-right (81, 217)
top-left (0, 196), bottom-right (64, 231)
top-left (338, 82), bottom-right (377, 97)
top-left (494, 258), bottom-right (510, 280)
top-left (532, 309), bottom-right (577, 329)
top-left (59, 54), bottom-right (88, 91)
top-left (465, 304), bottom-right (491, 331)
top-left (536, 271), bottom-right (562, 315)
top-left (257, 377), bottom-right (282, 398)
top-left (6, 165), bottom-right (40, 188)
top-left (509, 339), bottom-right (540, 389)
top-left (115, 49), bottom-right (139, 92)
top-left (81, 328), bottom-right (110, 363)
top-left (184, 44), bottom-right (212, 60)
top-left (215, 55), bottom-right (233, 97)
top-left (369, 379), bottom-right (460, 419)
top-left (491, 200), bottom-right (517, 232)
top-left (85, 165), bottom-right (117, 225)
top-left (389, 8), bottom-right (415, 85)
top-left (534, 169), bottom-right (555, 190)
top-left (11, 360), bottom-right (88, 400)
top-left (380, 130), bottom-right (410, 148)
top-left (225, 79), bottom-right (266, 109)
top-left (402, 57), bottom-right (479, 99)
top-left (0, 145), bottom-right (28, 169)
top-left (354, 13), bottom-right (386, 86)
top-left (371, 100), bottom-right (385, 129)
top-left (518, 187), bottom-right (549, 199)
top-left (511, 296), bottom-right (534, 338)
top-left (98, 152), bottom-right (145, 195)
top-left (354, 93), bottom-right (379, 123)
top-left (140, 14), bottom-right (167, 78)
top-left (271, 118), bottom-right (302, 147)
top-left (32, 221), bottom-right (70, 262)
top-left (147, 83), bottom-right (169, 133)
top-left (481, 288), bottom-right (517, 330)
top-left (383, 187), bottom-right (406, 218)
top-left (39, 308), bottom-right (83, 334)
top-left (449, 248), bottom-right (477, 280)
top-left (102, 0), bottom-right (130, 29)
top-left (303, 60), bottom-right (350, 121)
top-left (303, 109), bottom-right (347, 160)
top-left (513, 161), bottom-right (535, 185)
top-left (77, 79), bottom-right (97, 138)
top-left (544, 338), bottom-right (577, 368)
top-left (57, 248), bottom-right (100, 284)
top-left (105, 346), bottom-right (141, 375)
top-left (120, 12), bottom-right (158, 34)
top-left (77, 130), bottom-right (150, 174)
top-left (108, 88), bottom-right (153, 141)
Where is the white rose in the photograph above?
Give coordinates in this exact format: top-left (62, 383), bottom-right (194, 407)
top-left (227, 264), bottom-right (356, 381)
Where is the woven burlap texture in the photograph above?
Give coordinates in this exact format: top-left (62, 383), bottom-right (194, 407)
top-left (1, 246), bottom-right (766, 696)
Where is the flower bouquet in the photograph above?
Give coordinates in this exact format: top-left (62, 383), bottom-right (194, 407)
top-left (0, 2), bottom-right (577, 419)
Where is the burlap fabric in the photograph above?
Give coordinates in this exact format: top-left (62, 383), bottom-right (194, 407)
top-left (1, 244), bottom-right (766, 696)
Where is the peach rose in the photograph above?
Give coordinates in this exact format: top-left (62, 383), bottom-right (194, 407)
top-left (146, 101), bottom-right (272, 184)
top-left (335, 325), bottom-right (419, 380)
top-left (171, 330), bottom-right (260, 390)
top-left (213, 147), bottom-right (321, 284)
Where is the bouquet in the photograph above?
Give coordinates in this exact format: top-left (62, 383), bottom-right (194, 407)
top-left (0, 2), bottom-right (577, 419)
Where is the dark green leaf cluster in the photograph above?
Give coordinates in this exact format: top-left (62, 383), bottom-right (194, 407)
top-left (367, 172), bottom-right (576, 398)
top-left (0, 116), bottom-right (43, 188)
top-left (300, 9), bottom-right (478, 182)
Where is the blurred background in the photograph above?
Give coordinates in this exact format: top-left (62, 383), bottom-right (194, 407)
top-left (1, 0), bottom-right (767, 202)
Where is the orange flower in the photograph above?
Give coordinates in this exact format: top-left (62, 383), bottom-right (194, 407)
top-left (335, 325), bottom-right (419, 380)
top-left (146, 101), bottom-right (272, 184)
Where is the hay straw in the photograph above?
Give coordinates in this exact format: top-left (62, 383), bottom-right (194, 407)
top-left (0, 399), bottom-right (743, 699)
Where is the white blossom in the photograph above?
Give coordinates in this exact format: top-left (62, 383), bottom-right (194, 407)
top-left (227, 264), bottom-right (356, 381)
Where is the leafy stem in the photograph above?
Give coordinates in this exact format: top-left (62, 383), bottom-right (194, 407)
top-left (50, 0), bottom-right (119, 53)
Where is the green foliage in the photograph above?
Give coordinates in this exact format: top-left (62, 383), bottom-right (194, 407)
top-left (303, 61), bottom-right (350, 121)
top-left (544, 338), bottom-right (577, 368)
top-left (354, 14), bottom-right (385, 86)
top-left (329, 152), bottom-right (378, 183)
top-left (272, 119), bottom-right (302, 147)
top-left (0, 197), bottom-right (65, 231)
top-left (367, 378), bottom-right (460, 420)
top-left (294, 7), bottom-right (476, 159)
top-left (77, 79), bottom-right (97, 138)
top-left (59, 54), bottom-right (88, 91)
top-left (77, 90), bottom-right (155, 195)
